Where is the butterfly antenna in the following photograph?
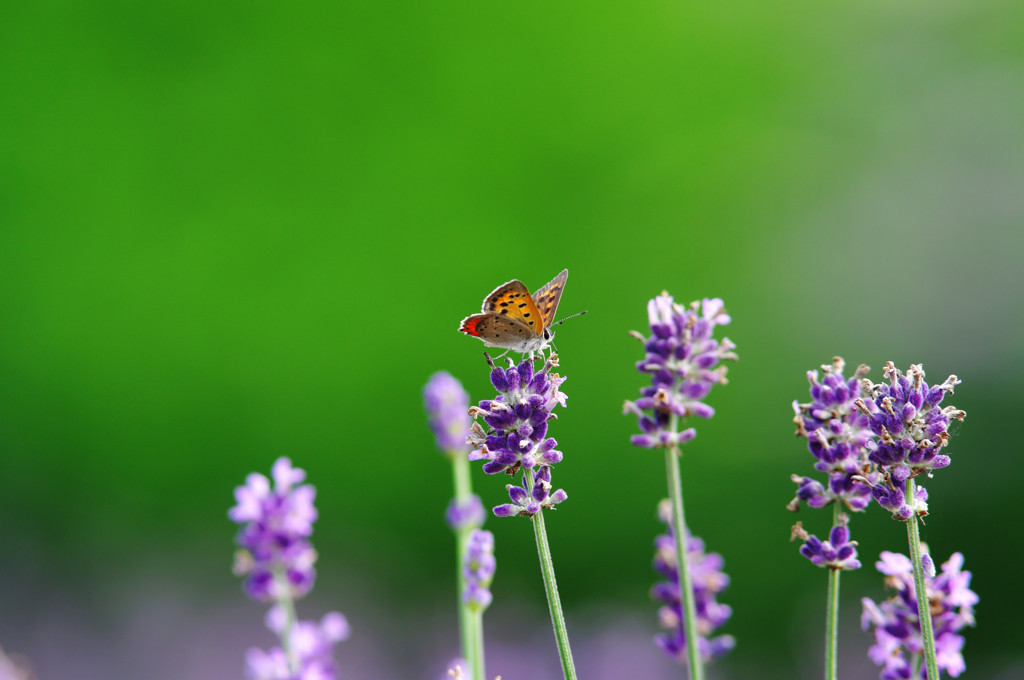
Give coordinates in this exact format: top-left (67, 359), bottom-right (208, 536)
top-left (551, 310), bottom-right (588, 327)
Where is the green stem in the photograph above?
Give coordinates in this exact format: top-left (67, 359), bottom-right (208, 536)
top-left (450, 452), bottom-right (482, 680)
top-left (824, 504), bottom-right (841, 680)
top-left (272, 568), bottom-right (299, 674)
top-left (665, 441), bottom-right (704, 680)
top-left (528, 468), bottom-right (578, 680)
top-left (905, 478), bottom-right (939, 680)
top-left (472, 609), bottom-right (486, 680)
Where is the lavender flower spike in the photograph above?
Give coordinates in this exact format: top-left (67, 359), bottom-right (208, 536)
top-left (469, 352), bottom-right (578, 679)
top-left (463, 529), bottom-right (497, 611)
top-left (230, 458), bottom-right (349, 680)
top-left (424, 370), bottom-right (487, 680)
top-left (467, 354), bottom-right (567, 496)
top-left (651, 500), bottom-right (734, 664)
top-left (856, 362), bottom-right (966, 519)
top-left (862, 550), bottom-right (977, 679)
top-left (790, 357), bottom-right (880, 513)
top-left (230, 457), bottom-right (319, 602)
top-left (425, 371), bottom-right (474, 455)
top-left (624, 295), bottom-right (737, 450)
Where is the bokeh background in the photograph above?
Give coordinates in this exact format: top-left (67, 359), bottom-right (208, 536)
top-left (2, 0), bottom-right (1023, 678)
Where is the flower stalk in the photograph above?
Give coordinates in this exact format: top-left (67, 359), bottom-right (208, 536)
top-left (424, 371), bottom-right (488, 680)
top-left (528, 468), bottom-right (577, 680)
top-left (626, 294), bottom-right (736, 676)
top-left (824, 505), bottom-right (841, 680)
top-left (904, 478), bottom-right (939, 680)
top-left (467, 355), bottom-right (576, 678)
top-left (665, 434), bottom-right (704, 680)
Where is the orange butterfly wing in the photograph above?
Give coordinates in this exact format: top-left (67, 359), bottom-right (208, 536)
top-left (479, 280), bottom-right (545, 337)
top-left (531, 269), bottom-right (568, 329)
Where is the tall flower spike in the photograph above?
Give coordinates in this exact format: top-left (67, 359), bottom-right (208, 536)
top-left (624, 295), bottom-right (737, 450)
top-left (469, 352), bottom-right (578, 679)
top-left (230, 458), bottom-right (348, 680)
top-left (856, 362), bottom-right (966, 519)
top-left (424, 370), bottom-right (488, 680)
top-left (651, 500), bottom-right (735, 664)
top-left (861, 551), bottom-right (977, 679)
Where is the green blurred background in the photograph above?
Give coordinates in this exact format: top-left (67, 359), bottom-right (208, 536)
top-left (2, 0), bottom-right (1023, 678)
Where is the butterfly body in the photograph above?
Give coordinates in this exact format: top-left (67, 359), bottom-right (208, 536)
top-left (459, 269), bottom-right (568, 355)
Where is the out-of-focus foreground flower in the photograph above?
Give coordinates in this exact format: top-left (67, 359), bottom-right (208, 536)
top-left (861, 551), bottom-right (977, 679)
top-left (651, 499), bottom-right (734, 665)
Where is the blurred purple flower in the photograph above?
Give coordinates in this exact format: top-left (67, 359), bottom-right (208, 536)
top-left (463, 529), bottom-right (496, 611)
top-left (230, 457), bottom-right (319, 602)
top-left (856, 362), bottom-right (965, 519)
top-left (624, 295), bottom-right (736, 450)
top-left (861, 551), bottom-right (977, 679)
top-left (651, 500), bottom-right (734, 665)
top-left (245, 606), bottom-right (351, 680)
top-left (446, 495), bottom-right (486, 531)
top-left (424, 371), bottom-right (474, 454)
top-left (0, 648), bottom-right (31, 680)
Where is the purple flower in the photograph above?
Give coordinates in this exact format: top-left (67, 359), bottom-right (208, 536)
top-left (624, 295), bottom-right (737, 450)
top-left (855, 363), bottom-right (965, 519)
top-left (492, 465), bottom-right (567, 518)
top-left (791, 514), bottom-right (861, 571)
top-left (651, 500), bottom-right (734, 664)
top-left (857, 362), bottom-right (965, 478)
top-left (424, 371), bottom-right (474, 454)
top-left (229, 457), bottom-right (319, 602)
top-left (467, 355), bottom-right (568, 516)
top-left (789, 357), bottom-right (879, 513)
top-left (446, 494), bottom-right (486, 532)
top-left (245, 606), bottom-right (351, 680)
top-left (862, 551), bottom-right (977, 679)
top-left (230, 459), bottom-right (349, 680)
top-left (463, 529), bottom-right (496, 611)
top-left (0, 648), bottom-right (31, 680)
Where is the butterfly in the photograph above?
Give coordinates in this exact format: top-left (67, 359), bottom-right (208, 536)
top-left (459, 269), bottom-right (577, 357)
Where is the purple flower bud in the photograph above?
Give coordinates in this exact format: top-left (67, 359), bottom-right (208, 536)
top-left (791, 514), bottom-right (861, 571)
top-left (493, 466), bottom-right (566, 517)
